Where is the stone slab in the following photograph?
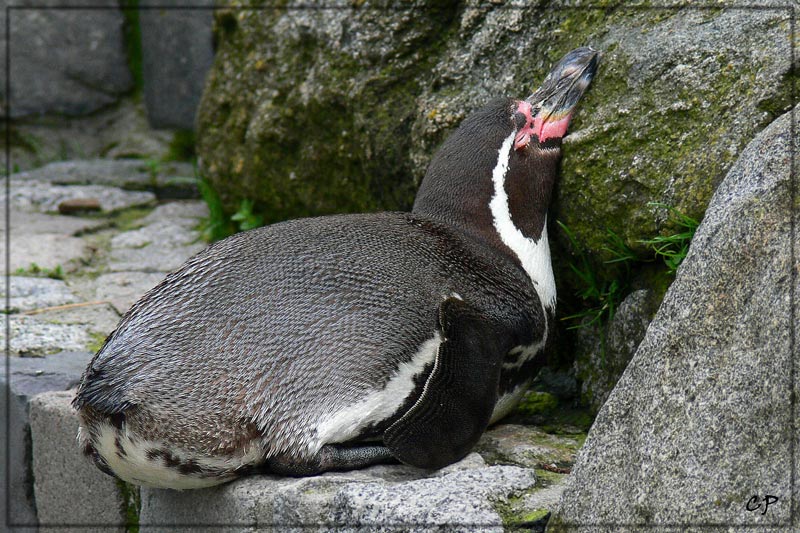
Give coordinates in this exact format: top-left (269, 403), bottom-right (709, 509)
top-left (0, 351), bottom-right (94, 530)
top-left (2, 315), bottom-right (91, 357)
top-left (77, 271), bottom-right (167, 315)
top-left (108, 201), bottom-right (207, 273)
top-left (4, 210), bottom-right (105, 275)
top-left (140, 200), bottom-right (209, 226)
top-left (2, 276), bottom-right (78, 313)
top-left (108, 229), bottom-right (204, 273)
top-left (10, 178), bottom-right (156, 214)
top-left (476, 424), bottom-right (581, 468)
top-left (17, 159), bottom-right (199, 199)
top-left (30, 389), bottom-right (126, 532)
top-left (34, 301), bottom-right (121, 341)
top-left (140, 453), bottom-right (538, 532)
top-left (139, 0), bottom-right (215, 129)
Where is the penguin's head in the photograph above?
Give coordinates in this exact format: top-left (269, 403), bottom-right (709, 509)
top-left (513, 46), bottom-right (600, 150)
top-left (413, 47), bottom-right (600, 248)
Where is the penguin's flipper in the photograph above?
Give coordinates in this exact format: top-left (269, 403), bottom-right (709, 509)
top-left (384, 297), bottom-right (504, 470)
top-left (266, 444), bottom-right (397, 477)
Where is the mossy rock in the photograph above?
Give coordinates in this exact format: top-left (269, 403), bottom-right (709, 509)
top-left (197, 1), bottom-right (461, 223)
top-left (198, 3), bottom-right (791, 237)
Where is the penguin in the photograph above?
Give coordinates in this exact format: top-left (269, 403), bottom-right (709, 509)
top-left (73, 47), bottom-right (600, 489)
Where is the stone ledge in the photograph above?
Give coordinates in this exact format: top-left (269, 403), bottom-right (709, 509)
top-left (140, 454), bottom-right (539, 533)
top-left (29, 389), bottom-right (126, 533)
top-left (1, 351), bottom-right (95, 529)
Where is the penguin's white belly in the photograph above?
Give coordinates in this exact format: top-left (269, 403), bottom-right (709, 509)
top-left (314, 332), bottom-right (442, 447)
top-left (81, 423), bottom-right (263, 489)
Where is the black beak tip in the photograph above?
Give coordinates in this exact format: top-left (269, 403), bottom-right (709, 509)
top-left (560, 46), bottom-right (601, 78)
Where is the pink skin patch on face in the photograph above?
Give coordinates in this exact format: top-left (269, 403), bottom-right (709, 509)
top-left (514, 101), bottom-right (535, 150)
top-left (533, 112), bottom-right (572, 143)
top-left (514, 100), bottom-right (574, 149)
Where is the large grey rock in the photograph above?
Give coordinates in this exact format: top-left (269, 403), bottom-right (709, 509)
top-left (0, 351), bottom-right (94, 530)
top-left (139, 0), bottom-right (215, 129)
top-left (30, 390), bottom-right (127, 532)
top-left (573, 289), bottom-right (660, 412)
top-left (140, 454), bottom-right (539, 532)
top-left (1, 0), bottom-right (133, 118)
top-left (549, 108), bottom-right (798, 528)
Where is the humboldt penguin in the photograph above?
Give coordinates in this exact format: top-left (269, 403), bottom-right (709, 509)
top-left (73, 47), bottom-right (600, 489)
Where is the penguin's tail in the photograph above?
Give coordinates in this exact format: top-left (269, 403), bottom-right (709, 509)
top-left (75, 407), bottom-right (263, 489)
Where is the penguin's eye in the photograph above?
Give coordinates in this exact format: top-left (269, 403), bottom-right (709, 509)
top-left (513, 112), bottom-right (527, 129)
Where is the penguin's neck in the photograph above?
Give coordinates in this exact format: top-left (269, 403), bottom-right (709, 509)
top-left (413, 132), bottom-right (560, 311)
top-left (487, 132), bottom-right (558, 311)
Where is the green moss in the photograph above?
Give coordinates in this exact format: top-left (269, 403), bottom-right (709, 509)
top-left (492, 486), bottom-right (552, 529)
top-left (116, 479), bottom-right (141, 533)
top-left (518, 508), bottom-right (550, 523)
top-left (533, 468), bottom-right (567, 487)
top-left (87, 332), bottom-right (108, 354)
top-left (120, 0), bottom-right (144, 96)
top-left (197, 2), bottom-right (460, 224)
top-left (14, 263), bottom-right (65, 280)
top-left (165, 130), bottom-right (197, 162)
top-left (3, 126), bottom-right (43, 154)
top-left (515, 391), bottom-right (559, 417)
top-left (511, 390), bottom-right (594, 437)
top-left (757, 68), bottom-right (800, 120)
top-left (110, 206), bottom-right (153, 232)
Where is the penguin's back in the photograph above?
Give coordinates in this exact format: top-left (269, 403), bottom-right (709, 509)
top-left (76, 211), bottom-right (537, 465)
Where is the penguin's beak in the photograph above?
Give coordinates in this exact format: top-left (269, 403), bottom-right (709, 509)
top-left (525, 47), bottom-right (601, 143)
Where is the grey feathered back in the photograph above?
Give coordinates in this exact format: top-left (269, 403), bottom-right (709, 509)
top-left (75, 211), bottom-right (540, 459)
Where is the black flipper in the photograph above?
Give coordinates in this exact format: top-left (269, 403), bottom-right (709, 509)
top-left (266, 444), bottom-right (397, 477)
top-left (383, 297), bottom-right (505, 470)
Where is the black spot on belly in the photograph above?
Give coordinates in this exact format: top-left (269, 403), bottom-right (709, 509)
top-left (146, 448), bottom-right (181, 468)
top-left (177, 459), bottom-right (204, 475)
top-left (504, 349), bottom-right (522, 366)
top-left (114, 436), bottom-right (127, 457)
top-left (145, 447), bottom-right (226, 477)
top-left (344, 361), bottom-right (435, 443)
top-left (498, 358), bottom-right (544, 396)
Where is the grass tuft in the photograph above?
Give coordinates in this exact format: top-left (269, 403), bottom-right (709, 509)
top-left (14, 263), bottom-right (65, 280)
top-left (231, 199), bottom-right (264, 232)
top-left (196, 171), bottom-right (235, 242)
top-left (557, 221), bottom-right (630, 331)
top-left (639, 201), bottom-right (700, 274)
